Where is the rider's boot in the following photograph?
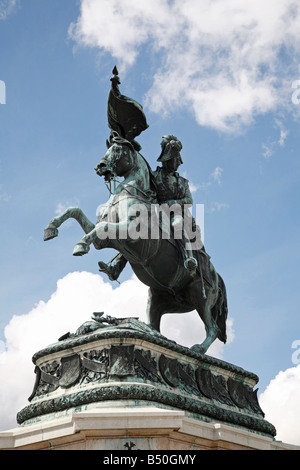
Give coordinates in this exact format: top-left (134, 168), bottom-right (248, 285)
top-left (171, 217), bottom-right (198, 276)
top-left (98, 254), bottom-right (127, 281)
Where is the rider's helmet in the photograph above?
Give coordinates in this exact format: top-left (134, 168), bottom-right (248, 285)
top-left (157, 135), bottom-right (183, 164)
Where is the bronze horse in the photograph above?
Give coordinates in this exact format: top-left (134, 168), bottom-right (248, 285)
top-left (44, 137), bottom-right (228, 354)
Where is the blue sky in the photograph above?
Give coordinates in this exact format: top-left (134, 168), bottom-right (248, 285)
top-left (0, 0), bottom-right (300, 444)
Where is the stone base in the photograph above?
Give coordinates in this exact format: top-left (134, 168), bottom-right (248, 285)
top-left (2, 315), bottom-right (296, 451)
top-left (0, 404), bottom-right (297, 450)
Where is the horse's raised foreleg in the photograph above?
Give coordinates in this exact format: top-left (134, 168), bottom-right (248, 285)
top-left (72, 220), bottom-right (121, 256)
top-left (44, 207), bottom-right (96, 244)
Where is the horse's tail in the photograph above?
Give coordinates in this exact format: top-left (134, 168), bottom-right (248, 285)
top-left (215, 273), bottom-right (228, 344)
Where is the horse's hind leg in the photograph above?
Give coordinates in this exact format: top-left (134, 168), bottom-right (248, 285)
top-left (44, 207), bottom-right (95, 242)
top-left (146, 288), bottom-right (181, 332)
top-left (192, 306), bottom-right (219, 354)
top-left (185, 280), bottom-right (219, 354)
top-left (188, 302), bottom-right (219, 355)
top-left (146, 288), bottom-right (169, 332)
top-left (192, 275), bottom-right (228, 354)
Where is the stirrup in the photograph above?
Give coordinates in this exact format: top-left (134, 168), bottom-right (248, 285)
top-left (184, 256), bottom-right (198, 273)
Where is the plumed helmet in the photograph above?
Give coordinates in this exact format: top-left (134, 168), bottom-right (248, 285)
top-left (157, 135), bottom-right (183, 163)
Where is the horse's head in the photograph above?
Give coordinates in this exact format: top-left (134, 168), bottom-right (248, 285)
top-left (95, 133), bottom-right (155, 201)
top-left (95, 139), bottom-right (136, 182)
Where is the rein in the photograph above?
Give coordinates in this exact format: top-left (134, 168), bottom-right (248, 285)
top-left (105, 176), bottom-right (156, 207)
top-left (99, 143), bottom-right (185, 295)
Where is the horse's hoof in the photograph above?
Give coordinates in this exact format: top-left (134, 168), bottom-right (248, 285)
top-left (44, 226), bottom-right (58, 241)
top-left (73, 242), bottom-right (89, 256)
top-left (191, 344), bottom-right (206, 355)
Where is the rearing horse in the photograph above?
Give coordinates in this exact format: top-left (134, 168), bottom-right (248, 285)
top-left (44, 137), bottom-right (228, 354)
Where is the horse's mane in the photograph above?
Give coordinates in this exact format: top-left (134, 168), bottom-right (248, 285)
top-left (109, 132), bottom-right (157, 199)
top-left (136, 152), bottom-right (158, 197)
top-left (106, 131), bottom-right (136, 151)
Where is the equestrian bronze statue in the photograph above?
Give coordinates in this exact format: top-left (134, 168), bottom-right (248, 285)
top-left (44, 67), bottom-right (228, 354)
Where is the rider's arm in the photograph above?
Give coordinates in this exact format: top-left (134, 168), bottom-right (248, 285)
top-left (168, 180), bottom-right (193, 207)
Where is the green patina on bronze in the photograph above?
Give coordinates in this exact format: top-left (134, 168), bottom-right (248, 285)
top-left (17, 316), bottom-right (276, 439)
top-left (43, 67), bottom-right (228, 355)
top-left (26, 68), bottom-right (277, 441)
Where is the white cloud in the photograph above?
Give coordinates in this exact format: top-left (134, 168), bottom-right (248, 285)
top-left (188, 181), bottom-right (199, 194)
top-left (278, 129), bottom-right (288, 146)
top-left (259, 365), bottom-right (300, 446)
top-left (211, 167), bottom-right (223, 185)
top-left (208, 202), bottom-right (230, 213)
top-left (262, 118), bottom-right (289, 159)
top-left (0, 271), bottom-right (232, 431)
top-left (0, 0), bottom-right (18, 20)
top-left (70, 0), bottom-right (300, 132)
top-left (182, 171), bottom-right (198, 193)
top-left (55, 199), bottom-right (81, 216)
top-left (1, 271), bottom-right (298, 446)
top-left (189, 166), bottom-right (224, 192)
top-left (69, 0), bottom-right (173, 70)
top-left (262, 142), bottom-right (274, 160)
top-left (274, 119), bottom-right (289, 146)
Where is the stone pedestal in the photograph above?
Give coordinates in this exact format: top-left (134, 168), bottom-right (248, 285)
top-left (0, 316), bottom-right (297, 450)
top-left (0, 405), bottom-right (298, 450)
